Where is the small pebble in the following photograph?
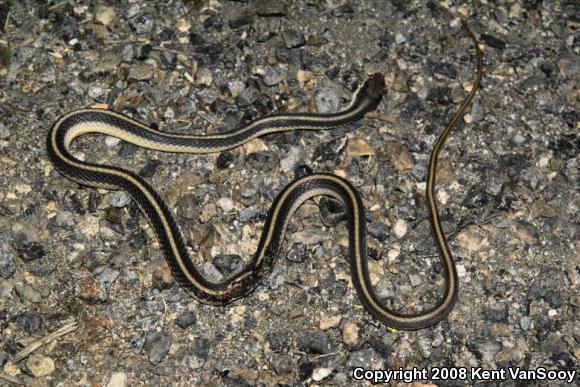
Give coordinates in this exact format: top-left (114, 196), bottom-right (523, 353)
top-left (175, 310), bottom-right (197, 329)
top-left (255, 0), bottom-right (287, 16)
top-left (26, 354), bottom-right (55, 377)
top-left (0, 230), bottom-right (16, 279)
top-left (15, 312), bottom-right (43, 334)
top-left (286, 242), bottom-right (307, 263)
top-left (341, 320), bottom-right (361, 349)
top-left (408, 273), bottom-right (422, 287)
top-left (108, 191), bottom-right (131, 208)
top-left (106, 372), bottom-right (127, 387)
top-left (14, 284), bottom-right (42, 303)
top-left (0, 123), bottom-right (10, 139)
top-left (145, 331), bottom-right (171, 364)
top-left (263, 66), bottom-right (287, 86)
top-left (216, 197), bottom-right (234, 212)
top-left (392, 219), bottom-right (408, 239)
top-left (296, 331), bottom-right (333, 354)
top-left (314, 88), bottom-right (340, 113)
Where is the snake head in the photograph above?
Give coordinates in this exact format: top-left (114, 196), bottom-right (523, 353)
top-left (363, 73), bottom-right (386, 99)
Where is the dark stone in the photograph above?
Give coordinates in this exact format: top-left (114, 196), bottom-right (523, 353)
top-left (158, 28), bottom-right (176, 43)
top-left (325, 65), bottom-right (340, 80)
top-left (0, 43), bottom-right (10, 69)
top-left (255, 0), bottom-right (287, 16)
top-left (15, 312), bottom-right (43, 334)
top-left (544, 290), bottom-right (564, 308)
top-left (0, 230), bottom-right (16, 279)
top-left (498, 154), bottom-right (530, 178)
top-left (428, 60), bottom-right (457, 78)
top-left (551, 351), bottom-right (576, 370)
top-left (275, 47), bottom-right (302, 65)
top-left (313, 137), bottom-right (347, 164)
top-left (93, 266), bottom-right (120, 289)
top-left (210, 99), bottom-right (231, 115)
top-left (203, 15), bottom-right (223, 31)
top-left (267, 332), bottom-right (291, 352)
top-left (503, 45), bottom-right (526, 62)
top-left (298, 361), bottom-right (315, 381)
top-left (119, 142), bottom-right (139, 157)
top-left (399, 93), bottom-right (424, 120)
top-left (0, 2), bottom-right (9, 33)
top-left (470, 340), bottom-right (502, 361)
top-left (296, 330), bottom-right (332, 354)
top-left (539, 334), bottom-right (567, 355)
top-left (367, 222), bottom-right (390, 242)
top-left (135, 44), bottom-right (153, 60)
top-left (367, 335), bottom-right (392, 359)
top-left (462, 185), bottom-right (489, 208)
top-left (426, 86), bottom-right (452, 105)
top-left (333, 3), bottom-right (355, 16)
top-left (318, 197), bottom-right (346, 227)
top-left (236, 85), bottom-right (261, 106)
top-left (212, 254), bottom-right (243, 276)
top-left (60, 13), bottom-right (79, 42)
top-left (138, 160), bottom-right (161, 178)
top-left (193, 337), bottom-right (211, 359)
top-left (286, 242), bottom-right (307, 263)
top-left (177, 194), bottom-right (200, 220)
top-left (246, 151), bottom-right (278, 171)
top-left (151, 361), bottom-right (174, 376)
top-left (294, 164), bottom-right (313, 178)
top-left (229, 13), bottom-right (254, 29)
top-left (145, 331), bottom-right (171, 364)
top-left (485, 303), bottom-right (509, 323)
top-left (13, 232), bottom-right (46, 262)
top-left (539, 61), bottom-right (556, 77)
top-left (480, 34), bottom-right (506, 50)
top-left (105, 209), bottom-right (124, 235)
top-left (128, 226), bottom-right (147, 249)
top-left (378, 31), bottom-right (394, 48)
top-left (282, 30), bottom-right (305, 48)
top-left (216, 151), bottom-right (235, 169)
top-left (160, 51), bottom-right (177, 69)
top-left (548, 134), bottom-right (579, 159)
top-left (189, 31), bottom-right (205, 47)
top-left (175, 310), bottom-right (197, 329)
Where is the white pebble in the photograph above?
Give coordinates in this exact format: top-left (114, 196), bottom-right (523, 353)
top-left (217, 197), bottom-right (234, 212)
top-left (105, 136), bottom-right (121, 147)
top-left (106, 372), bottom-right (127, 387)
top-left (392, 219), bottom-right (408, 239)
top-left (312, 367), bottom-right (333, 382)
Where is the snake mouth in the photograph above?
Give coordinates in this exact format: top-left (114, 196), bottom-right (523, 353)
top-left (364, 72), bottom-right (386, 99)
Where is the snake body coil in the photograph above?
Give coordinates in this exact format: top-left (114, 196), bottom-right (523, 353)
top-left (47, 24), bottom-right (482, 330)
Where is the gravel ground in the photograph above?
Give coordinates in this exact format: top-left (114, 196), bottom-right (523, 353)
top-left (0, 0), bottom-right (578, 386)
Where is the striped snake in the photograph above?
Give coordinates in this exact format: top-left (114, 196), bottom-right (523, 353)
top-left (47, 22), bottom-right (482, 330)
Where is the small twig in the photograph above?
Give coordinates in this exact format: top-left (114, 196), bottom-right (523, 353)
top-left (151, 46), bottom-right (197, 57)
top-left (290, 348), bottom-right (343, 361)
top-left (13, 320), bottom-right (78, 363)
top-left (3, 8), bottom-right (9, 33)
top-left (196, 111), bottom-right (218, 125)
top-left (0, 373), bottom-right (23, 386)
top-left (104, 38), bottom-right (150, 45)
top-left (309, 349), bottom-right (343, 361)
top-left (48, 1), bottom-right (67, 11)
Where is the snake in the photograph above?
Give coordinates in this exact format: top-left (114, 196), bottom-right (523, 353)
top-left (47, 22), bottom-right (482, 330)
